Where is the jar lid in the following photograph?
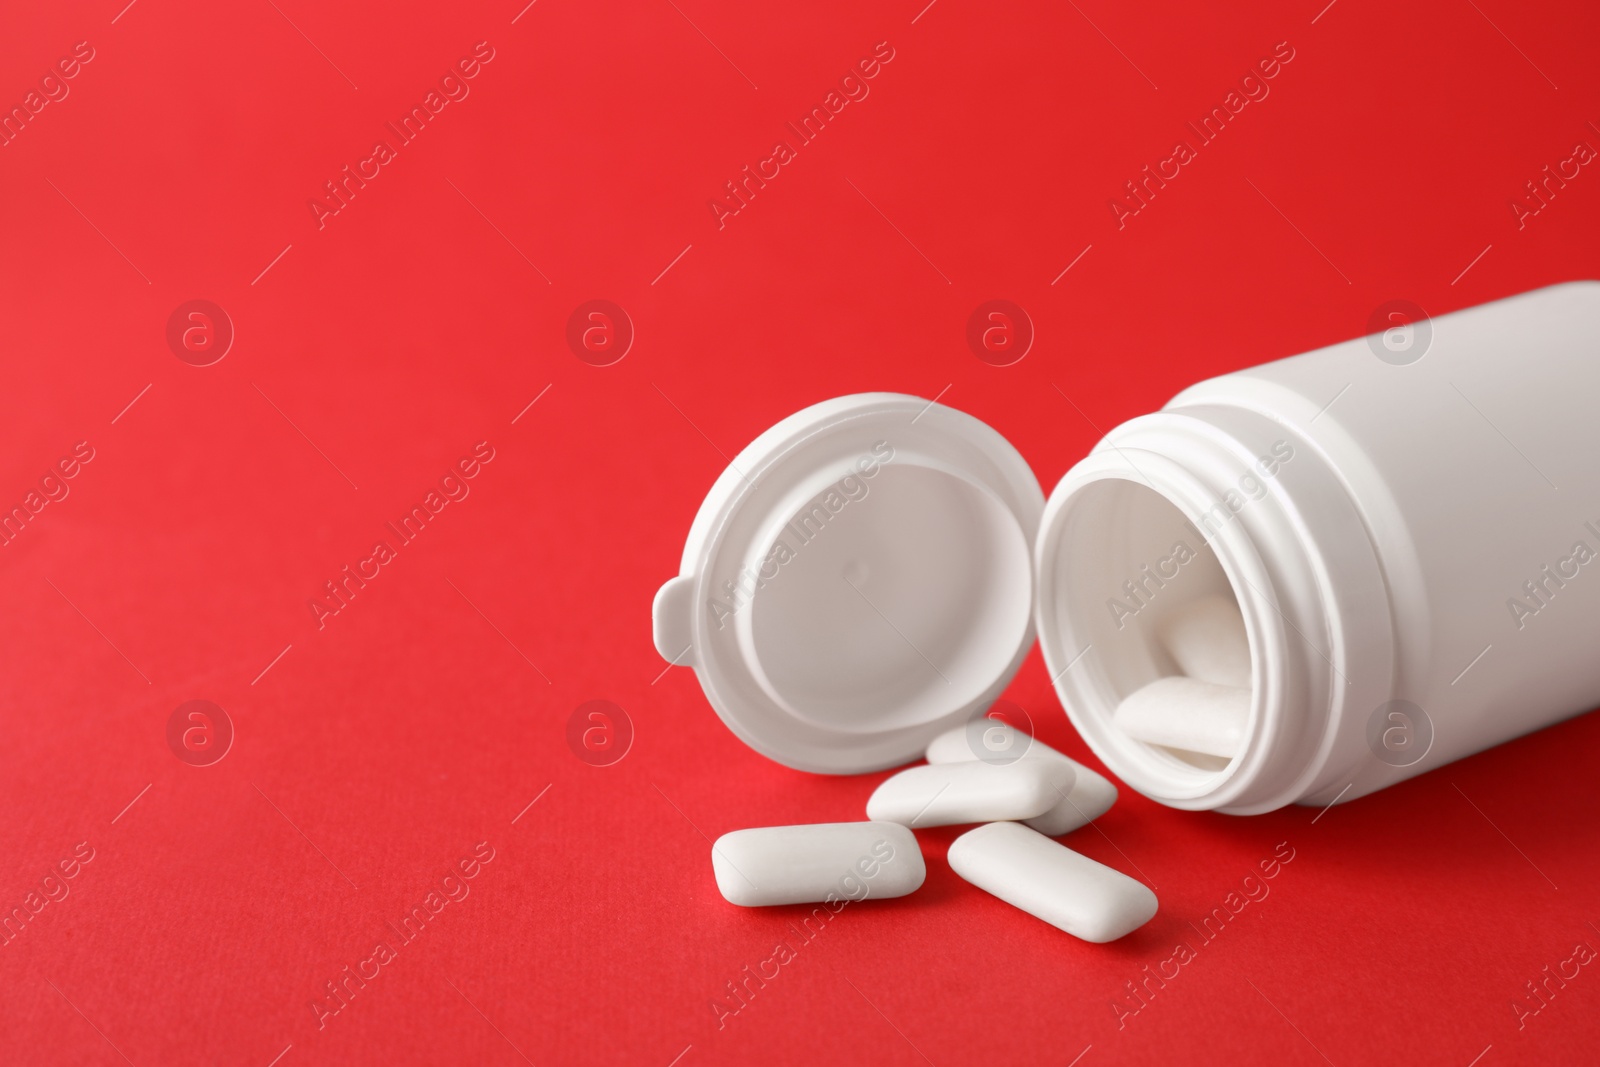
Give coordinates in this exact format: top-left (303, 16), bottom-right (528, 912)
top-left (653, 393), bottom-right (1044, 773)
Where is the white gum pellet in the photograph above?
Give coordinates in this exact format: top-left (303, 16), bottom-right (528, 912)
top-left (1113, 675), bottom-right (1250, 758)
top-left (947, 821), bottom-right (1158, 942)
top-left (711, 822), bottom-right (925, 907)
top-left (1022, 770), bottom-right (1119, 837)
top-left (866, 759), bottom-right (1075, 828)
top-left (923, 722), bottom-right (1117, 836)
top-left (1157, 593), bottom-right (1252, 689)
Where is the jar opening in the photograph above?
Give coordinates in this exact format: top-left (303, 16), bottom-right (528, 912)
top-left (1037, 449), bottom-right (1291, 810)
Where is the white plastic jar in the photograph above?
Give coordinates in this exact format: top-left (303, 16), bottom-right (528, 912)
top-left (655, 282), bottom-right (1600, 813)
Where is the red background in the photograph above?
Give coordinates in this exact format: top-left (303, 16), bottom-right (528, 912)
top-left (2, 0), bottom-right (1598, 1063)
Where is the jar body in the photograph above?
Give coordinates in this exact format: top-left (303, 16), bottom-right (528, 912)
top-left (1038, 281), bottom-right (1600, 811)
